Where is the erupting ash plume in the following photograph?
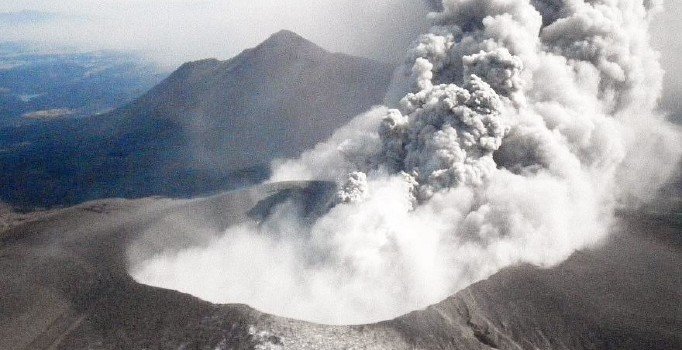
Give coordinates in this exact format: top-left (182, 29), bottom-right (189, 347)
top-left (131, 0), bottom-right (681, 324)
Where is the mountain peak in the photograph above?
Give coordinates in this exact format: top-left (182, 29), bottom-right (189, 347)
top-left (268, 29), bottom-right (305, 42)
top-left (255, 29), bottom-right (326, 56)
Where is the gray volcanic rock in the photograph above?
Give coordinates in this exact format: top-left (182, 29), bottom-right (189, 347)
top-left (0, 31), bottom-right (394, 209)
top-left (1, 182), bottom-right (679, 349)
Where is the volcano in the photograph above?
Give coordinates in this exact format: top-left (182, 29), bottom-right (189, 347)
top-left (2, 0), bottom-right (681, 348)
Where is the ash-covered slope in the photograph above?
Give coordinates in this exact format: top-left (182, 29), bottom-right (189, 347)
top-left (0, 30), bottom-right (394, 209)
top-left (0, 182), bottom-right (679, 349)
top-left (108, 30), bottom-right (393, 170)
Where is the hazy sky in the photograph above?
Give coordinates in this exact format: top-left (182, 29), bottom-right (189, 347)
top-left (0, 0), bottom-right (679, 118)
top-left (650, 0), bottom-right (682, 120)
top-left (0, 0), bottom-right (431, 66)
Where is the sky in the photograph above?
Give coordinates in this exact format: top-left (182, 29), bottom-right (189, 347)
top-left (650, 0), bottom-right (682, 121)
top-left (0, 0), bottom-right (679, 119)
top-left (0, 0), bottom-right (431, 66)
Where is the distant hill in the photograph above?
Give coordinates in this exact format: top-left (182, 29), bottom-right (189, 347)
top-left (0, 31), bottom-right (394, 208)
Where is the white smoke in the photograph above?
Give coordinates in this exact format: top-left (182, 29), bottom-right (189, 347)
top-left (130, 0), bottom-right (681, 324)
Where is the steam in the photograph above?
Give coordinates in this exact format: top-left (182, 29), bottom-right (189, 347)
top-left (130, 0), bottom-right (681, 324)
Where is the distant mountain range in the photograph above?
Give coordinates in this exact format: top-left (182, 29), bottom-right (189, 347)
top-left (0, 31), bottom-right (394, 208)
top-left (0, 11), bottom-right (59, 25)
top-left (0, 42), bottom-right (167, 126)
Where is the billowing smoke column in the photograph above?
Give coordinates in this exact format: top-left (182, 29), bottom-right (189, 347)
top-left (132, 0), bottom-right (680, 324)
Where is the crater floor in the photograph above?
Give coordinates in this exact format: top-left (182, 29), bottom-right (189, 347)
top-left (1, 182), bottom-right (679, 349)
